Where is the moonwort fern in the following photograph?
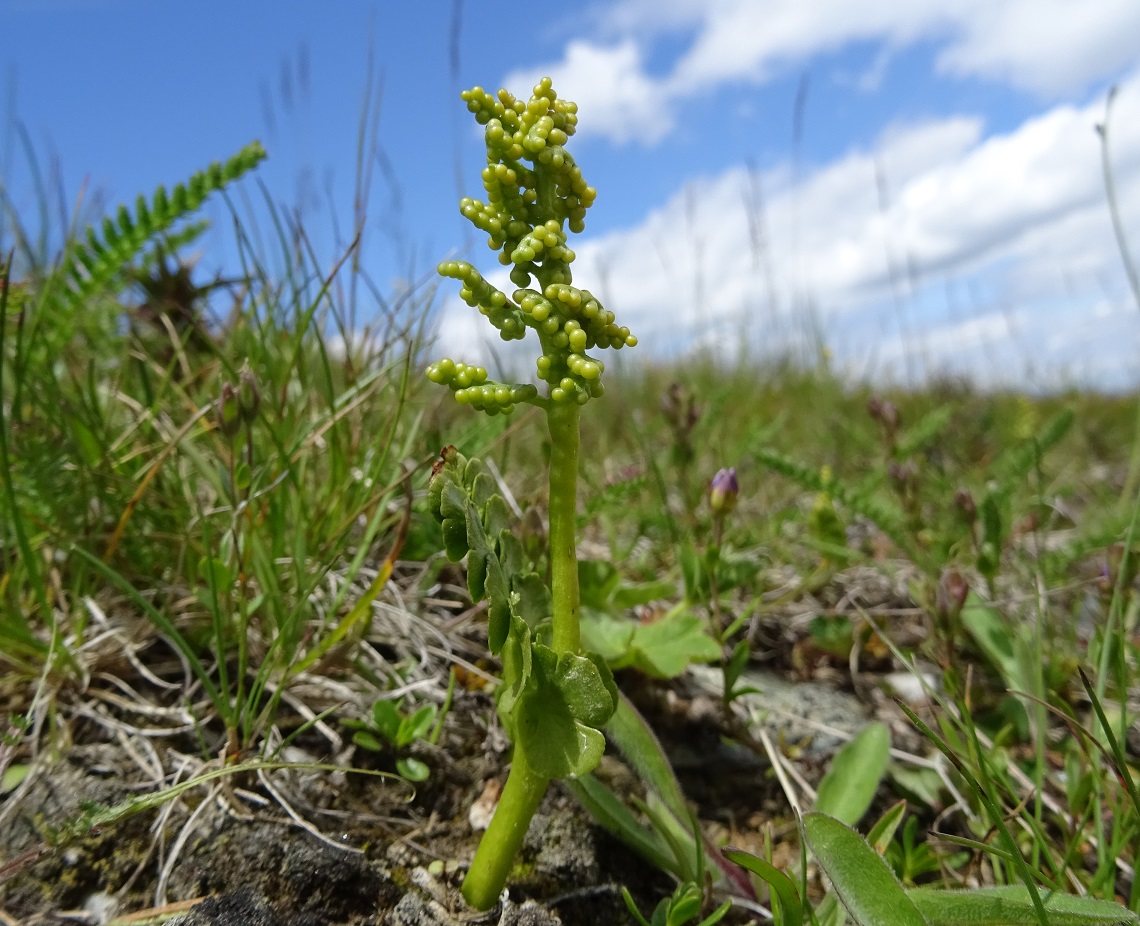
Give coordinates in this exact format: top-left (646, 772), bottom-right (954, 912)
top-left (753, 446), bottom-right (926, 568)
top-left (427, 77), bottom-right (636, 911)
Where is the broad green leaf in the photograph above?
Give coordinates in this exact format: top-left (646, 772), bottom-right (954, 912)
top-left (440, 517), bottom-right (469, 562)
top-left (907, 886), bottom-right (1139, 926)
top-left (511, 647), bottom-right (615, 780)
top-left (433, 461), bottom-right (513, 653)
top-left (723, 848), bottom-right (803, 926)
top-left (627, 611), bottom-right (721, 679)
top-left (517, 701), bottom-right (605, 780)
top-left (580, 611), bottom-right (636, 664)
top-left (70, 418), bottom-right (102, 466)
top-left (428, 464), bottom-right (446, 518)
top-left (815, 722), bottom-right (890, 825)
top-left (802, 812), bottom-right (926, 926)
top-left (724, 640), bottom-right (760, 701)
top-left (431, 454), bottom-right (476, 561)
top-left (960, 594), bottom-right (1017, 681)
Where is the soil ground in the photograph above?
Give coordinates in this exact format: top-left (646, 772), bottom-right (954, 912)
top-left (0, 560), bottom-right (971, 925)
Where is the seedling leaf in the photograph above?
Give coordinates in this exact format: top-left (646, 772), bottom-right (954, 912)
top-left (627, 612), bottom-right (722, 679)
top-left (396, 757), bottom-right (431, 782)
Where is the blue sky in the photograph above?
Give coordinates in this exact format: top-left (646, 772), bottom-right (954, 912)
top-left (4, 0), bottom-right (1140, 388)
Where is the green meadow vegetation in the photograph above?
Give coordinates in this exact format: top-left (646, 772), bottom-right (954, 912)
top-left (3, 76), bottom-right (1140, 926)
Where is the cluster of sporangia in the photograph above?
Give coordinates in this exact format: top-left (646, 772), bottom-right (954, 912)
top-left (426, 78), bottom-right (636, 412)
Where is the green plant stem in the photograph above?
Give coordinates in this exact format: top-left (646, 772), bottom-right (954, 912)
top-left (708, 517), bottom-right (725, 641)
top-left (227, 438), bottom-right (249, 755)
top-left (460, 401), bottom-right (582, 910)
top-left (547, 400), bottom-right (581, 655)
top-left (461, 752), bottom-right (549, 910)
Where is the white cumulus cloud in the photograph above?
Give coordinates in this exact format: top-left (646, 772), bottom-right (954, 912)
top-left (507, 0), bottom-right (1140, 147)
top-left (434, 71), bottom-right (1140, 387)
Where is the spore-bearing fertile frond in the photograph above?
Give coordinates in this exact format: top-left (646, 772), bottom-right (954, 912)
top-left (427, 78), bottom-right (636, 412)
top-left (61, 141), bottom-right (266, 308)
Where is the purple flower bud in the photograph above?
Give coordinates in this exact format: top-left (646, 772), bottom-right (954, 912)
top-left (954, 487), bottom-right (977, 522)
top-left (936, 568), bottom-right (969, 622)
top-left (216, 382), bottom-right (242, 437)
top-left (709, 467), bottom-right (739, 516)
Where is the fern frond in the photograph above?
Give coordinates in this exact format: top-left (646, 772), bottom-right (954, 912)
top-left (754, 446), bottom-right (927, 567)
top-left (579, 473), bottom-right (649, 529)
top-left (896, 405), bottom-right (953, 459)
top-left (59, 141), bottom-right (266, 307)
top-left (993, 408), bottom-right (1074, 492)
top-left (136, 221), bottom-right (211, 273)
